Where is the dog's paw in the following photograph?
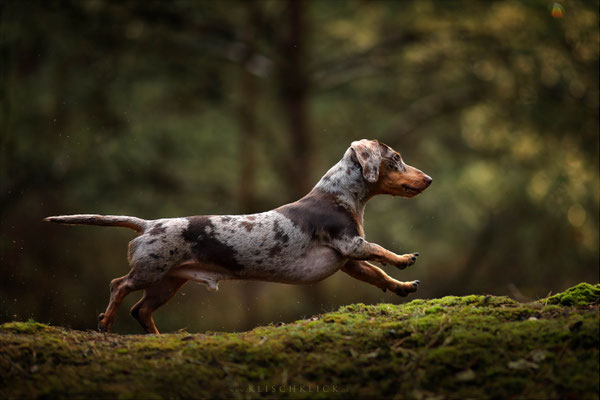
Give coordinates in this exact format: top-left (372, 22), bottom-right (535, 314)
top-left (391, 280), bottom-right (420, 297)
top-left (409, 252), bottom-right (419, 265)
top-left (98, 313), bottom-right (108, 333)
top-left (395, 252), bottom-right (419, 269)
top-left (411, 279), bottom-right (420, 290)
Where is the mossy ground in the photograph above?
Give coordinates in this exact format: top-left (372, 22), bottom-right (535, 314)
top-left (1, 283), bottom-right (598, 399)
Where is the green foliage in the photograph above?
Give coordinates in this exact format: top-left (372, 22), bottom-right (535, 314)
top-left (1, 284), bottom-right (598, 399)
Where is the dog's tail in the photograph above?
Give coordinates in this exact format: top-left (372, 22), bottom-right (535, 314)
top-left (44, 214), bottom-right (148, 233)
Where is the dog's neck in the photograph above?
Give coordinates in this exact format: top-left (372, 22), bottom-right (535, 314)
top-left (312, 148), bottom-right (374, 223)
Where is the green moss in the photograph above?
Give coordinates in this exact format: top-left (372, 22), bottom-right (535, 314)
top-left (1, 320), bottom-right (52, 334)
top-left (545, 283), bottom-right (600, 306)
top-left (424, 305), bottom-right (444, 314)
top-left (0, 283), bottom-right (598, 399)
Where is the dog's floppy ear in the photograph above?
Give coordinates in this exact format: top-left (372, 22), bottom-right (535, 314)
top-left (351, 139), bottom-right (381, 183)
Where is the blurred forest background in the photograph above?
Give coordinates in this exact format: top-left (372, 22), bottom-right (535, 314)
top-left (1, 0), bottom-right (598, 334)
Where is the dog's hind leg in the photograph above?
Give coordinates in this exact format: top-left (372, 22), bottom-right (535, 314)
top-left (130, 276), bottom-right (187, 334)
top-left (341, 260), bottom-right (420, 296)
top-left (98, 266), bottom-right (175, 332)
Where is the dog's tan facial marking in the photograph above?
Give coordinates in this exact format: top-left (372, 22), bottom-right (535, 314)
top-left (372, 147), bottom-right (432, 198)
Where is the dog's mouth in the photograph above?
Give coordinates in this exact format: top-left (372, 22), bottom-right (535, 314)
top-left (402, 184), bottom-right (422, 194)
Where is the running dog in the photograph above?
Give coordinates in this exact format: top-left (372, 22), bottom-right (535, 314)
top-left (45, 139), bottom-right (432, 334)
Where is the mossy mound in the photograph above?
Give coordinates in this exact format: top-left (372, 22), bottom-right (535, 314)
top-left (1, 283), bottom-right (598, 399)
top-left (544, 282), bottom-right (600, 306)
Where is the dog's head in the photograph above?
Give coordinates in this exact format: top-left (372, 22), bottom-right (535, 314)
top-left (350, 139), bottom-right (432, 198)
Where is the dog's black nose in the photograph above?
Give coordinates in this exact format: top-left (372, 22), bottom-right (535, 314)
top-left (424, 175), bottom-right (433, 186)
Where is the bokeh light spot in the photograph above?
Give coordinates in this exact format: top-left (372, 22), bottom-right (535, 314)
top-left (551, 3), bottom-right (564, 18)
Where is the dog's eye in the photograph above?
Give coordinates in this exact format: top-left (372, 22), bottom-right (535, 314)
top-left (393, 154), bottom-right (401, 162)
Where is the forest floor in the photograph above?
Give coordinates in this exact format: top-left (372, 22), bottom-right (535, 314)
top-left (1, 283), bottom-right (598, 399)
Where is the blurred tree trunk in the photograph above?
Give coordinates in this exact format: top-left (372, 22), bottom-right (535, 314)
top-left (276, 0), bottom-right (326, 313)
top-left (237, 1), bottom-right (264, 328)
top-left (278, 0), bottom-right (313, 201)
top-left (237, 36), bottom-right (259, 213)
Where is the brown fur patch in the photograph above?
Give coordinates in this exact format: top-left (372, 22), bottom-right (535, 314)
top-left (240, 221), bottom-right (255, 232)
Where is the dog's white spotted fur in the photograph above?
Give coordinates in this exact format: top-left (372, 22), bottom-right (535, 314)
top-left (209, 212), bottom-right (337, 282)
top-left (313, 147), bottom-right (373, 223)
top-left (127, 218), bottom-right (191, 284)
top-left (133, 212), bottom-right (346, 288)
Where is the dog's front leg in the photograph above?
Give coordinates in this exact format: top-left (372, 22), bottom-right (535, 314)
top-left (342, 260), bottom-right (419, 296)
top-left (333, 236), bottom-right (419, 269)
